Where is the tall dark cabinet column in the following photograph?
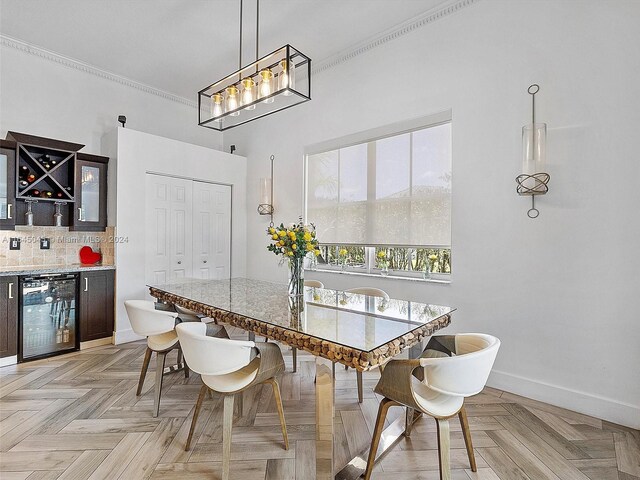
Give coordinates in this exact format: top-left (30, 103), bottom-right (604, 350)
top-left (0, 276), bottom-right (19, 358)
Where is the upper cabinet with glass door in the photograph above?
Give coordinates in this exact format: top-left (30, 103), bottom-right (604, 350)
top-left (70, 153), bottom-right (108, 231)
top-left (0, 141), bottom-right (17, 230)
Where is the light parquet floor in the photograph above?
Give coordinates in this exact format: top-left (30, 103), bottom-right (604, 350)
top-left (1, 328), bottom-right (639, 480)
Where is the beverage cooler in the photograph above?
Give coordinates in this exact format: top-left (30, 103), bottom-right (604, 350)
top-left (20, 274), bottom-right (79, 361)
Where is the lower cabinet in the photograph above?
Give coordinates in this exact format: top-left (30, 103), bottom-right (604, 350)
top-left (79, 270), bottom-right (115, 342)
top-left (0, 276), bottom-right (18, 358)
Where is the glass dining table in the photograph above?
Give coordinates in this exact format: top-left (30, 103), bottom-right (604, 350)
top-left (149, 277), bottom-right (455, 480)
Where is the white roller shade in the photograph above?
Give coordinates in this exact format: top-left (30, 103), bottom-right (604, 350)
top-left (306, 121), bottom-right (451, 247)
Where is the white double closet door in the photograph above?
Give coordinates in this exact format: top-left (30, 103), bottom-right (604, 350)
top-left (145, 173), bottom-right (231, 284)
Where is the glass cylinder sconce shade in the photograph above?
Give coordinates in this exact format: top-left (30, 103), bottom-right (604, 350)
top-left (198, 45), bottom-right (311, 131)
top-left (521, 123), bottom-right (547, 192)
top-left (258, 178), bottom-right (273, 215)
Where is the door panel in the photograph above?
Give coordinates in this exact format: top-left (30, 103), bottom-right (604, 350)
top-left (145, 175), bottom-right (171, 283)
top-left (170, 179), bottom-right (193, 280)
top-left (146, 175), bottom-right (230, 285)
top-left (193, 182), bottom-right (231, 280)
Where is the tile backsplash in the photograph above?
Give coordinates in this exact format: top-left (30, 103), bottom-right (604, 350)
top-left (0, 226), bottom-right (115, 268)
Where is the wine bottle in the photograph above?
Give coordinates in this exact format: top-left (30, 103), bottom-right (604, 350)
top-left (56, 192), bottom-right (64, 198)
top-left (27, 174), bottom-right (36, 183)
top-left (44, 191), bottom-right (53, 198)
top-left (44, 163), bottom-right (51, 170)
top-left (40, 154), bottom-right (49, 164)
top-left (19, 165), bottom-right (29, 179)
top-left (31, 189), bottom-right (40, 197)
top-left (19, 180), bottom-right (29, 189)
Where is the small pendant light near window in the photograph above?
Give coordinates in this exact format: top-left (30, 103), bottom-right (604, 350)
top-left (211, 92), bottom-right (224, 118)
top-left (225, 86), bottom-right (240, 116)
top-left (258, 155), bottom-right (275, 226)
top-left (516, 84), bottom-right (550, 218)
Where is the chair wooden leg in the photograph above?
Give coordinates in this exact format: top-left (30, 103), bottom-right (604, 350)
top-left (222, 394), bottom-right (235, 480)
top-left (153, 351), bottom-right (168, 418)
top-left (266, 378), bottom-right (289, 450)
top-left (404, 407), bottom-right (415, 437)
top-left (136, 347), bottom-right (152, 396)
top-left (185, 384), bottom-right (208, 451)
top-left (458, 406), bottom-right (477, 471)
top-left (356, 370), bottom-right (363, 403)
top-left (234, 391), bottom-right (244, 418)
top-left (436, 418), bottom-right (451, 480)
top-left (363, 397), bottom-right (395, 480)
top-left (292, 347), bottom-right (297, 373)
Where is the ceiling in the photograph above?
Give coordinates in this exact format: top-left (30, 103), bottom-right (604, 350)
top-left (0, 0), bottom-right (449, 100)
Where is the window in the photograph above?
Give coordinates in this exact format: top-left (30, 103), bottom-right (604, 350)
top-left (305, 113), bottom-right (451, 278)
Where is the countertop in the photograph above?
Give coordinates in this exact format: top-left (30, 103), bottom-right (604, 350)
top-left (0, 264), bottom-right (115, 277)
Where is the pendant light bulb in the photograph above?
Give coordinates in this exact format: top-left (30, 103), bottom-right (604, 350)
top-left (241, 77), bottom-right (257, 110)
top-left (259, 68), bottom-right (275, 103)
top-left (279, 59), bottom-right (295, 95)
top-left (211, 92), bottom-right (224, 118)
top-left (225, 85), bottom-right (240, 116)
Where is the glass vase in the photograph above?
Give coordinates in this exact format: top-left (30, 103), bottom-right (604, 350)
top-left (423, 264), bottom-right (431, 280)
top-left (288, 257), bottom-right (305, 297)
top-left (380, 264), bottom-right (389, 276)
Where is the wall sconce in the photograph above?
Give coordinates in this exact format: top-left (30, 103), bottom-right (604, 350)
top-left (257, 154), bottom-right (274, 225)
top-left (517, 84), bottom-right (550, 218)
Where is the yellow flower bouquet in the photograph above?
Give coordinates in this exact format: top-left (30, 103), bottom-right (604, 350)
top-left (267, 220), bottom-right (320, 296)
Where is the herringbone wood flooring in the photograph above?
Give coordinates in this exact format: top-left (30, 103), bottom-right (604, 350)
top-left (1, 328), bottom-right (639, 480)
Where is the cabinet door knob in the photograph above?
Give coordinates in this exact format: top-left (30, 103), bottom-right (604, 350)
top-left (78, 207), bottom-right (83, 221)
top-left (8, 282), bottom-right (13, 299)
top-left (7, 204), bottom-right (12, 220)
top-left (84, 278), bottom-right (89, 292)
top-left (203, 260), bottom-right (207, 264)
top-left (177, 261), bottom-right (182, 265)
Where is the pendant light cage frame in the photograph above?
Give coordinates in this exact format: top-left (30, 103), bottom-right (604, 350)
top-left (198, 45), bottom-right (311, 131)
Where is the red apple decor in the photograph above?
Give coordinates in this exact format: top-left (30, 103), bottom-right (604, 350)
top-left (79, 246), bottom-right (102, 265)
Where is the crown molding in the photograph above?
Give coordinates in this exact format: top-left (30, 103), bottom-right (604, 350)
top-left (312, 0), bottom-right (480, 75)
top-left (0, 34), bottom-right (197, 108)
top-left (1, 0), bottom-right (479, 108)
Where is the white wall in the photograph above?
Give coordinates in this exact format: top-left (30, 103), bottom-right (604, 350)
top-left (225, 0), bottom-right (640, 428)
top-left (0, 40), bottom-right (221, 152)
top-left (104, 128), bottom-right (247, 344)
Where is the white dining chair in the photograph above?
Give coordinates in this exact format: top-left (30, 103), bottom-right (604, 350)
top-left (124, 300), bottom-right (187, 417)
top-left (363, 333), bottom-right (501, 480)
top-left (289, 280), bottom-right (326, 372)
top-left (176, 322), bottom-right (289, 480)
top-left (345, 287), bottom-right (390, 403)
top-left (175, 304), bottom-right (218, 324)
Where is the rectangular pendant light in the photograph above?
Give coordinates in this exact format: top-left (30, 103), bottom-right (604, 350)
top-left (198, 45), bottom-right (311, 131)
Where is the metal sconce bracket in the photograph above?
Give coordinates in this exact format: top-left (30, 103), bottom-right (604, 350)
top-left (257, 154), bottom-right (275, 226)
top-left (517, 84), bottom-right (550, 219)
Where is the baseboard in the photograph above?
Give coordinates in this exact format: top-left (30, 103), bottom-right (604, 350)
top-left (80, 337), bottom-right (113, 350)
top-left (0, 355), bottom-right (17, 367)
top-left (488, 369), bottom-right (640, 429)
top-left (113, 328), bottom-right (145, 345)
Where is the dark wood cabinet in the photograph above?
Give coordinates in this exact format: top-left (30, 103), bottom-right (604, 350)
top-left (1, 132), bottom-right (109, 231)
top-left (79, 270), bottom-right (115, 342)
top-left (70, 153), bottom-right (108, 232)
top-left (0, 276), bottom-right (19, 358)
top-left (0, 142), bottom-right (17, 230)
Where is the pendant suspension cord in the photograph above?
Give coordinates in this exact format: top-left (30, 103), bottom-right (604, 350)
top-left (269, 154), bottom-right (274, 226)
top-left (238, 0), bottom-right (243, 81)
top-left (256, 0), bottom-right (259, 60)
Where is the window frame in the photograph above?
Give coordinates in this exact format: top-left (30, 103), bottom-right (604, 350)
top-left (304, 110), bottom-right (453, 280)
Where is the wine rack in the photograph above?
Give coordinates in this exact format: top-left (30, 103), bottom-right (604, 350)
top-left (16, 144), bottom-right (75, 202)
